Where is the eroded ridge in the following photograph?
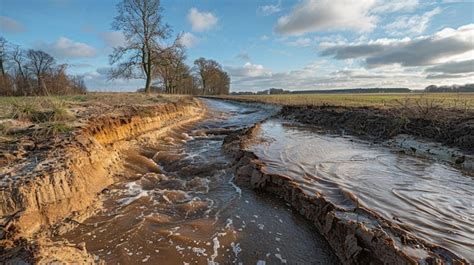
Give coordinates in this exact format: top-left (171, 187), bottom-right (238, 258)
top-left (0, 99), bottom-right (204, 263)
top-left (224, 123), bottom-right (471, 265)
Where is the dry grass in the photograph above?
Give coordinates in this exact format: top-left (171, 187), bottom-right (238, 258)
top-left (217, 93), bottom-right (474, 110)
top-left (0, 93), bottom-right (188, 138)
top-left (0, 92), bottom-right (189, 119)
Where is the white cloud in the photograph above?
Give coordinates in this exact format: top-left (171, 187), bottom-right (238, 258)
top-left (274, 0), bottom-right (378, 36)
top-left (0, 16), bottom-right (26, 34)
top-left (260, 35), bottom-right (270, 41)
top-left (287, 37), bottom-right (313, 47)
top-left (273, 0), bottom-right (428, 36)
top-left (372, 0), bottom-right (420, 13)
top-left (222, 56), bottom-right (472, 92)
top-left (81, 67), bottom-right (144, 92)
top-left (425, 59), bottom-right (474, 74)
top-left (179, 32), bottom-right (199, 48)
top-left (236, 52), bottom-right (250, 61)
top-left (385, 7), bottom-right (442, 36)
top-left (36, 37), bottom-right (96, 59)
top-left (259, 2), bottom-right (282, 16)
top-left (227, 62), bottom-right (272, 78)
top-left (227, 60), bottom-right (435, 91)
top-left (99, 31), bottom-right (126, 47)
top-left (320, 24), bottom-right (474, 67)
top-left (187, 8), bottom-right (218, 32)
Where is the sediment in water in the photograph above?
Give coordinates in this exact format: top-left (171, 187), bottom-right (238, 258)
top-left (223, 124), bottom-right (470, 265)
top-left (0, 99), bottom-right (204, 263)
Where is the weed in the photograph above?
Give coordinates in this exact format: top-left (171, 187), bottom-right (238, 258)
top-left (44, 99), bottom-right (75, 122)
top-left (9, 99), bottom-right (39, 121)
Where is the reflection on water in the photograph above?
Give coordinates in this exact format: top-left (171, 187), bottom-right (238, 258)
top-left (59, 100), bottom-right (340, 264)
top-left (249, 120), bottom-right (474, 262)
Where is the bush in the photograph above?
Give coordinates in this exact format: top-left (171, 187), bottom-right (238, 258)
top-left (43, 99), bottom-right (75, 122)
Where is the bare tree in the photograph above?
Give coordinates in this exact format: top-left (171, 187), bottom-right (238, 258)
top-left (154, 42), bottom-right (190, 94)
top-left (109, 0), bottom-right (177, 94)
top-left (0, 37), bottom-right (7, 77)
top-left (194, 58), bottom-right (229, 95)
top-left (26, 49), bottom-right (55, 95)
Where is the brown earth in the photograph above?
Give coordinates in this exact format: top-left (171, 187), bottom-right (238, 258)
top-left (0, 97), bottom-right (205, 263)
top-left (280, 105), bottom-right (474, 154)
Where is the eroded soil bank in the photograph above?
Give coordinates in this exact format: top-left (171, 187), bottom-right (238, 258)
top-left (0, 97), bottom-right (205, 263)
top-left (280, 105), bottom-right (473, 165)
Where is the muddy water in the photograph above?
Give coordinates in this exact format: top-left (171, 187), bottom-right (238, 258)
top-left (248, 119), bottom-right (474, 262)
top-left (59, 99), bottom-right (340, 264)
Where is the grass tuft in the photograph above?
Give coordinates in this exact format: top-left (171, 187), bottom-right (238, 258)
top-left (9, 99), bottom-right (40, 121)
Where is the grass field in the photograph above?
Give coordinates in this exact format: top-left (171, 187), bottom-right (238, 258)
top-left (0, 93), bottom-right (190, 119)
top-left (217, 93), bottom-right (474, 109)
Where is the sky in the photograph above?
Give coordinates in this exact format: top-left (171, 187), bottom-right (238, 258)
top-left (0, 0), bottom-right (473, 92)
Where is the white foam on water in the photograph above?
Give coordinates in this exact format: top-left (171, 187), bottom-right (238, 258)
top-left (230, 242), bottom-right (242, 260)
top-left (229, 175), bottom-right (242, 196)
top-left (225, 218), bottom-right (233, 229)
top-left (208, 236), bottom-right (220, 265)
top-left (118, 181), bottom-right (149, 206)
top-left (181, 132), bottom-right (194, 141)
top-left (142, 255), bottom-right (150, 262)
top-left (275, 253), bottom-right (287, 264)
top-left (192, 247), bottom-right (207, 257)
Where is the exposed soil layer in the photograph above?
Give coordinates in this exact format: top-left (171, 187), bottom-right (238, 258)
top-left (0, 98), bottom-right (204, 263)
top-left (223, 124), bottom-right (470, 264)
top-left (280, 105), bottom-right (473, 154)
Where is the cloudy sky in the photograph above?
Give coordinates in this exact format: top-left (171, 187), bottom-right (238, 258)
top-left (1, 0), bottom-right (473, 92)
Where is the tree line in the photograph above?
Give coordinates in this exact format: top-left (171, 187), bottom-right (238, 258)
top-left (110, 0), bottom-right (229, 95)
top-left (425, 84), bottom-right (474, 93)
top-left (0, 37), bottom-right (87, 96)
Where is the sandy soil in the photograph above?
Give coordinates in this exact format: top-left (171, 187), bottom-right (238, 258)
top-left (0, 94), bottom-right (204, 263)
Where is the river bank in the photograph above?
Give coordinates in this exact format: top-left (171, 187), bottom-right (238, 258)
top-left (0, 95), bottom-right (205, 263)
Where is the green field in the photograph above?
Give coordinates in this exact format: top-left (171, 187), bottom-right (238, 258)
top-left (217, 93), bottom-right (474, 109)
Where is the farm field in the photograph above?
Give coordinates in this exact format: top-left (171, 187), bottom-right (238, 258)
top-left (217, 92), bottom-right (474, 109)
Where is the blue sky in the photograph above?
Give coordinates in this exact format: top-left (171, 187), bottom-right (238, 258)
top-left (1, 0), bottom-right (473, 92)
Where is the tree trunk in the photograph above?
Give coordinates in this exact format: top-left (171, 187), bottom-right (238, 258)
top-left (145, 73), bottom-right (152, 94)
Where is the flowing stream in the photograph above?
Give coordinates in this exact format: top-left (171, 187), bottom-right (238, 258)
top-left (59, 99), bottom-right (340, 264)
top-left (248, 119), bottom-right (474, 262)
top-left (59, 99), bottom-right (473, 263)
